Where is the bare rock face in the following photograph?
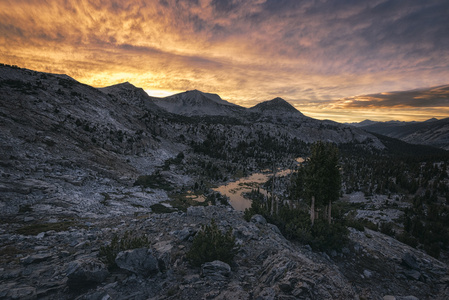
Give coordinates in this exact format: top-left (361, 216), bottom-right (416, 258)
top-left (335, 227), bottom-right (449, 299)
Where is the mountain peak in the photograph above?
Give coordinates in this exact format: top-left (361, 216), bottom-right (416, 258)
top-left (182, 90), bottom-right (234, 106)
top-left (424, 117), bottom-right (438, 123)
top-left (347, 119), bottom-right (379, 127)
top-left (183, 89), bottom-right (202, 96)
top-left (170, 90), bottom-right (228, 106)
top-left (250, 97), bottom-right (303, 116)
top-left (101, 82), bottom-right (137, 91)
top-left (152, 89), bottom-right (242, 116)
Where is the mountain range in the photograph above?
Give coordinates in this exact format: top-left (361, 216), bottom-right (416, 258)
top-left (349, 118), bottom-right (449, 150)
top-left (1, 64), bottom-right (449, 299)
top-left (151, 82), bottom-right (449, 151)
top-left (0, 63), bottom-right (382, 215)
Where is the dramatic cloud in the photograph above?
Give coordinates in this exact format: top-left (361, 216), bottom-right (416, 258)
top-left (333, 85), bottom-right (449, 109)
top-left (1, 0), bottom-right (448, 121)
top-left (295, 84), bottom-right (449, 122)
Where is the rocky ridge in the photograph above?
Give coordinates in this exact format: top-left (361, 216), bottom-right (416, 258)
top-left (1, 205), bottom-right (447, 299)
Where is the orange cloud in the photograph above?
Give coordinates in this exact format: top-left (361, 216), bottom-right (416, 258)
top-left (1, 0), bottom-right (449, 122)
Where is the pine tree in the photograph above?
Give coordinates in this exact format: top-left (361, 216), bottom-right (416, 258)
top-left (303, 142), bottom-right (341, 224)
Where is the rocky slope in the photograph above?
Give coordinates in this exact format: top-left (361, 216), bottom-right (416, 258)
top-left (0, 65), bottom-right (178, 219)
top-left (1, 205), bottom-right (448, 299)
top-left (1, 64), bottom-right (448, 299)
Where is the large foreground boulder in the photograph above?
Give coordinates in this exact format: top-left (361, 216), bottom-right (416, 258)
top-left (66, 258), bottom-right (109, 289)
top-left (115, 247), bottom-right (159, 277)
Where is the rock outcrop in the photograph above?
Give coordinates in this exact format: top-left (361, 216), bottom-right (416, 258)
top-left (1, 205), bottom-right (447, 299)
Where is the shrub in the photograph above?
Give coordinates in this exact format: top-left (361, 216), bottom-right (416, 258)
top-left (362, 219), bottom-right (379, 231)
top-left (380, 222), bottom-right (395, 236)
top-left (244, 200), bottom-right (349, 252)
top-left (134, 172), bottom-right (173, 191)
top-left (186, 219), bottom-right (238, 267)
top-left (98, 231), bottom-right (150, 270)
top-left (344, 218), bottom-right (365, 232)
top-left (18, 204), bottom-right (33, 213)
top-left (16, 221), bottom-right (75, 235)
top-left (424, 242), bottom-right (441, 259)
top-left (307, 219), bottom-right (349, 251)
top-left (344, 217), bottom-right (380, 232)
top-left (396, 231), bottom-right (419, 248)
top-left (150, 203), bottom-right (176, 213)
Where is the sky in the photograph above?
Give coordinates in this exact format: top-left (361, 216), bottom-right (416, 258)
top-left (1, 0), bottom-right (449, 122)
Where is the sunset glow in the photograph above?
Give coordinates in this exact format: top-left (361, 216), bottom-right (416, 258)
top-left (1, 0), bottom-right (449, 122)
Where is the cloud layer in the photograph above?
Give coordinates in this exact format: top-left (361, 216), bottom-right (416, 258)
top-left (295, 84), bottom-right (449, 122)
top-left (1, 0), bottom-right (448, 121)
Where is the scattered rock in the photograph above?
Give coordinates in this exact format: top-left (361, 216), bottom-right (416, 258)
top-left (278, 281), bottom-right (294, 293)
top-left (402, 269), bottom-right (421, 281)
top-left (6, 286), bottom-right (36, 300)
top-left (0, 204), bottom-right (447, 300)
top-left (401, 252), bottom-right (420, 270)
top-left (268, 223), bottom-right (282, 235)
top-left (363, 269), bottom-right (373, 278)
top-left (398, 296), bottom-right (419, 300)
top-left (21, 253), bottom-right (53, 265)
top-left (23, 216), bottom-right (34, 222)
top-left (173, 227), bottom-right (195, 241)
top-left (201, 260), bottom-right (231, 281)
top-left (79, 290), bottom-right (112, 300)
top-left (115, 247), bottom-right (159, 277)
top-left (187, 206), bottom-right (205, 216)
top-left (330, 250), bottom-right (337, 257)
top-left (66, 258), bottom-right (109, 289)
top-left (256, 287), bottom-right (276, 300)
top-left (153, 240), bottom-right (173, 271)
top-left (250, 214), bottom-right (267, 225)
top-left (233, 224), bottom-right (259, 242)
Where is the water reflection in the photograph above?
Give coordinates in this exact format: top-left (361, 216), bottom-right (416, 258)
top-left (214, 158), bottom-right (304, 211)
top-left (185, 190), bottom-right (206, 202)
top-left (213, 173), bottom-right (269, 211)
